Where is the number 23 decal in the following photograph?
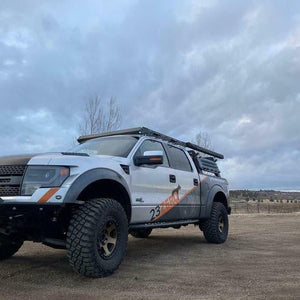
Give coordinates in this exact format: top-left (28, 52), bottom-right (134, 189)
top-left (150, 205), bottom-right (160, 221)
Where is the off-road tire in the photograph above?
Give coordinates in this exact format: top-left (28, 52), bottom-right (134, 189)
top-left (200, 202), bottom-right (228, 244)
top-left (67, 198), bottom-right (128, 278)
top-left (130, 228), bottom-right (152, 238)
top-left (0, 234), bottom-right (23, 260)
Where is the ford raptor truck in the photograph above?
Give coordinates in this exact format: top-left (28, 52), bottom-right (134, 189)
top-left (0, 127), bottom-right (230, 277)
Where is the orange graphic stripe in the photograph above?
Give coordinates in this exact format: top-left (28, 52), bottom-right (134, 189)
top-left (152, 176), bottom-right (207, 222)
top-left (38, 188), bottom-right (60, 203)
top-left (152, 186), bottom-right (197, 222)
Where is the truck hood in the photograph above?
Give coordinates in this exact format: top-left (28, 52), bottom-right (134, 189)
top-left (0, 154), bottom-right (38, 165)
top-left (0, 152), bottom-right (128, 167)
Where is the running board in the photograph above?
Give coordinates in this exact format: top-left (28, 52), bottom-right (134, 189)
top-left (129, 219), bottom-right (199, 230)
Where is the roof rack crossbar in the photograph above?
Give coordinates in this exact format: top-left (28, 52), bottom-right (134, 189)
top-left (185, 142), bottom-right (224, 159)
top-left (77, 127), bottom-right (224, 159)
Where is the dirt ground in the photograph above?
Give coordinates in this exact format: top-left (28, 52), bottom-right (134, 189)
top-left (0, 213), bottom-right (299, 300)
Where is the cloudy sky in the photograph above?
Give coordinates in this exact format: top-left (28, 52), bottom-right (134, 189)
top-left (0, 0), bottom-right (300, 190)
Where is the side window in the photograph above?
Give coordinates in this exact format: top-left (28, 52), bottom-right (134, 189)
top-left (167, 146), bottom-right (193, 172)
top-left (135, 140), bottom-right (169, 167)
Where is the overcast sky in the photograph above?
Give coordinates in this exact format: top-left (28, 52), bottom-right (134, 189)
top-left (0, 0), bottom-right (299, 190)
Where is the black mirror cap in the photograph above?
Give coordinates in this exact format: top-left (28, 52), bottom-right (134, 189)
top-left (134, 155), bottom-right (163, 166)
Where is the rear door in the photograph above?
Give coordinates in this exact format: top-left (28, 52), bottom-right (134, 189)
top-left (163, 145), bottom-right (201, 220)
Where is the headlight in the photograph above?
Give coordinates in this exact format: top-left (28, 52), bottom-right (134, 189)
top-left (21, 166), bottom-right (70, 196)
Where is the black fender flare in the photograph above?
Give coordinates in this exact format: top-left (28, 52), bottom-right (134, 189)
top-left (63, 168), bottom-right (131, 204)
top-left (203, 184), bottom-right (228, 218)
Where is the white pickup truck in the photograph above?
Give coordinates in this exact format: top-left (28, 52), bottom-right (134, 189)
top-left (0, 127), bottom-right (230, 277)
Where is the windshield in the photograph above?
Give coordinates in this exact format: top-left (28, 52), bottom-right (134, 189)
top-left (71, 136), bottom-right (139, 157)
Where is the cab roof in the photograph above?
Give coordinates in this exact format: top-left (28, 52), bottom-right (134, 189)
top-left (77, 127), bottom-right (224, 159)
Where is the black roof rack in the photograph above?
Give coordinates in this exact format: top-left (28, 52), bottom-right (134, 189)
top-left (197, 157), bottom-right (221, 175)
top-left (77, 127), bottom-right (224, 159)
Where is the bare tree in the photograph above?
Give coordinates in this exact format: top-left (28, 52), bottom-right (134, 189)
top-left (194, 131), bottom-right (212, 150)
top-left (79, 95), bottom-right (121, 135)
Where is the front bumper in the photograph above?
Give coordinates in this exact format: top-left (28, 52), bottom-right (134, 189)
top-left (0, 202), bottom-right (69, 242)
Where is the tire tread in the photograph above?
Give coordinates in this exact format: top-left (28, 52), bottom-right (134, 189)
top-left (0, 235), bottom-right (23, 260)
top-left (67, 198), bottom-right (128, 277)
top-left (201, 202), bottom-right (228, 244)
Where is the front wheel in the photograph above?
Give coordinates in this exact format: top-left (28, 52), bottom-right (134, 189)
top-left (0, 234), bottom-right (23, 260)
top-left (67, 198), bottom-right (128, 277)
top-left (200, 202), bottom-right (229, 244)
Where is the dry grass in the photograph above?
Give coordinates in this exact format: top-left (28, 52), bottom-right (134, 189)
top-left (0, 214), bottom-right (300, 299)
top-left (231, 200), bottom-right (300, 214)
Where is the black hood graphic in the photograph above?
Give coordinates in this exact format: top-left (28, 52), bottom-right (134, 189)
top-left (0, 154), bottom-right (37, 165)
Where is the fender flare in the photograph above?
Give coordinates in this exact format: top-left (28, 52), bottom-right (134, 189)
top-left (203, 184), bottom-right (228, 218)
top-left (63, 168), bottom-right (131, 204)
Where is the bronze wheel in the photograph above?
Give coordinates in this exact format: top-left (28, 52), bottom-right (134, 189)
top-left (218, 215), bottom-right (224, 232)
top-left (200, 202), bottom-right (229, 244)
top-left (67, 198), bottom-right (128, 277)
top-left (98, 220), bottom-right (118, 258)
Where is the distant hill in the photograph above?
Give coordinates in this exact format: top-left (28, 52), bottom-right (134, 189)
top-left (230, 190), bottom-right (300, 202)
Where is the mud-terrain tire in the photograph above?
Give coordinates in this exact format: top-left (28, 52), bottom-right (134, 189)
top-left (200, 202), bottom-right (228, 244)
top-left (130, 228), bottom-right (152, 238)
top-left (0, 234), bottom-right (23, 260)
top-left (67, 198), bottom-right (128, 278)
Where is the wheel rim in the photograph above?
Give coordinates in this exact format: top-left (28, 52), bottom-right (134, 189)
top-left (98, 220), bottom-right (118, 258)
top-left (218, 215), bottom-right (224, 232)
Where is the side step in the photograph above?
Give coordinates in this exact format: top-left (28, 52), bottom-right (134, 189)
top-left (129, 219), bottom-right (199, 230)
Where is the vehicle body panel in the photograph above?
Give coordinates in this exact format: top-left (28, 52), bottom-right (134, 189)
top-left (0, 134), bottom-right (229, 229)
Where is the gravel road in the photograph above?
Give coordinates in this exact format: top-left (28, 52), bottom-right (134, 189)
top-left (0, 213), bottom-right (299, 299)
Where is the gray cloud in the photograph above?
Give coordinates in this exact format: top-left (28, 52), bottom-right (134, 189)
top-left (0, 0), bottom-right (300, 189)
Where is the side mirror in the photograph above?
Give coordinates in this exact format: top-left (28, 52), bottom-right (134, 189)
top-left (134, 150), bottom-right (164, 166)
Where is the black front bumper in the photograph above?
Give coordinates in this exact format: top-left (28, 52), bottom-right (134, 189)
top-left (0, 202), bottom-right (70, 242)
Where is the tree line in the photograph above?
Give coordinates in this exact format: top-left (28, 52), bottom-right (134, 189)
top-left (78, 95), bottom-right (212, 149)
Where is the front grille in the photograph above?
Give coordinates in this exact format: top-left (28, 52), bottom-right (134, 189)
top-left (0, 186), bottom-right (20, 197)
top-left (0, 178), bottom-right (10, 183)
top-left (0, 165), bottom-right (26, 176)
top-left (0, 165), bottom-right (26, 197)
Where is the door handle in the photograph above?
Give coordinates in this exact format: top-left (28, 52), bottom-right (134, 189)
top-left (193, 178), bottom-right (199, 186)
top-left (169, 174), bottom-right (176, 183)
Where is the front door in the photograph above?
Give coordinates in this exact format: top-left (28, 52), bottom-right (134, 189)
top-left (130, 139), bottom-right (176, 224)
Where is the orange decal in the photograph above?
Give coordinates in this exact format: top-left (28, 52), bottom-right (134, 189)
top-left (152, 176), bottom-right (207, 222)
top-left (153, 186), bottom-right (197, 221)
top-left (38, 188), bottom-right (60, 203)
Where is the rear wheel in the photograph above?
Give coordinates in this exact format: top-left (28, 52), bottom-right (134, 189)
top-left (67, 198), bottom-right (128, 277)
top-left (0, 234), bottom-right (23, 260)
top-left (130, 228), bottom-right (152, 238)
top-left (200, 202), bottom-right (229, 244)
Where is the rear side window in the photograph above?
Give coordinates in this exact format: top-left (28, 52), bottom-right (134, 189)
top-left (167, 146), bottom-right (193, 172)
